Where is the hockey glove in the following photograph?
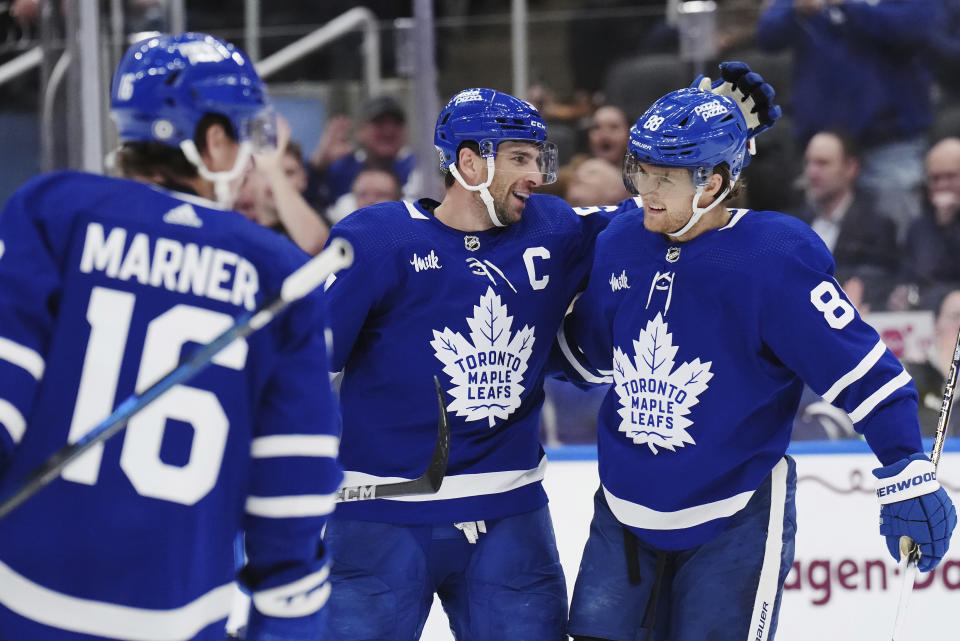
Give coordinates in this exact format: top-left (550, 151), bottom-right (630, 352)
top-left (692, 61), bottom-right (782, 139)
top-left (873, 453), bottom-right (957, 572)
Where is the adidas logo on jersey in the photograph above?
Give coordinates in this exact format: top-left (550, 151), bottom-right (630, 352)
top-left (411, 250), bottom-right (442, 272)
top-left (162, 204), bottom-right (203, 228)
top-left (610, 270), bottom-right (630, 292)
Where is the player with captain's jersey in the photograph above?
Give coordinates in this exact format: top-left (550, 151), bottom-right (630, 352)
top-left (319, 88), bottom-right (613, 640)
top-left (0, 33), bottom-right (342, 641)
top-left (558, 64), bottom-right (957, 640)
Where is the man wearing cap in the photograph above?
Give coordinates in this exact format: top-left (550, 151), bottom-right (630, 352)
top-left (309, 94), bottom-right (417, 218)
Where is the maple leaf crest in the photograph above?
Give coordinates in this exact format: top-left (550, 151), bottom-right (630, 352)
top-left (430, 286), bottom-right (535, 427)
top-left (612, 313), bottom-right (713, 454)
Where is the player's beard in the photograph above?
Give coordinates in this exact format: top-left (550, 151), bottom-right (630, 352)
top-left (488, 178), bottom-right (527, 227)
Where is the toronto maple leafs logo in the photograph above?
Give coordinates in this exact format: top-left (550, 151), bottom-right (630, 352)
top-left (431, 287), bottom-right (535, 427)
top-left (612, 313), bottom-right (713, 454)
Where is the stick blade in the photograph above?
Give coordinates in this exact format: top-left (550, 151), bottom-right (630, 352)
top-left (335, 377), bottom-right (450, 502)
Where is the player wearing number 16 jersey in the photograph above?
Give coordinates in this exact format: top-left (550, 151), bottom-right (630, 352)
top-left (0, 33), bottom-right (341, 641)
top-left (557, 71), bottom-right (955, 640)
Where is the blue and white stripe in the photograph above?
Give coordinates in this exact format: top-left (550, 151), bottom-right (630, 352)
top-left (820, 339), bottom-right (913, 424)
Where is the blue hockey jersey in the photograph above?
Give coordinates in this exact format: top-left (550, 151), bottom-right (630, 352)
top-left (0, 171), bottom-right (342, 641)
top-left (560, 205), bottom-right (923, 550)
top-left (326, 194), bottom-right (614, 523)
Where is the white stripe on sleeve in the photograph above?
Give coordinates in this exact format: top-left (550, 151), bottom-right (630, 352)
top-left (848, 370), bottom-right (913, 424)
top-left (822, 340), bottom-right (886, 403)
top-left (556, 325), bottom-right (612, 385)
top-left (0, 398), bottom-right (26, 444)
top-left (245, 494), bottom-right (337, 518)
top-left (252, 566), bottom-right (330, 618)
top-left (251, 435), bottom-right (339, 459)
top-left (0, 336), bottom-right (44, 380)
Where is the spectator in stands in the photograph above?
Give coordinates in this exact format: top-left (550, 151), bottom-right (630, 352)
top-left (279, 138), bottom-right (309, 194)
top-left (325, 166), bottom-right (403, 224)
top-left (903, 286), bottom-right (960, 436)
top-left (587, 104), bottom-right (631, 167)
top-left (789, 130), bottom-right (900, 307)
top-left (352, 166), bottom-right (402, 209)
top-left (236, 118), bottom-right (329, 254)
top-left (565, 157), bottom-right (630, 207)
top-left (543, 105), bottom-right (632, 198)
top-left (307, 94), bottom-right (415, 211)
top-left (756, 0), bottom-right (939, 232)
top-left (893, 137), bottom-right (960, 308)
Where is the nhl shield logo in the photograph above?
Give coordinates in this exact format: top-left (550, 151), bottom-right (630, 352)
top-left (464, 235), bottom-right (480, 251)
top-left (666, 247), bottom-right (681, 263)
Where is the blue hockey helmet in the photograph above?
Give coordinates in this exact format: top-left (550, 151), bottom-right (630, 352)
top-left (434, 88), bottom-right (558, 184)
top-left (110, 32), bottom-right (274, 150)
top-left (623, 88), bottom-right (749, 193)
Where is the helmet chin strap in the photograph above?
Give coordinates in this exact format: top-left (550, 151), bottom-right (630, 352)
top-left (668, 183), bottom-right (731, 239)
top-left (448, 155), bottom-right (504, 228)
top-left (179, 140), bottom-right (254, 208)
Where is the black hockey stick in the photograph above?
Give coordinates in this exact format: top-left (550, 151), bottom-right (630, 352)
top-left (890, 325), bottom-right (959, 640)
top-left (336, 376), bottom-right (450, 502)
top-left (0, 238), bottom-right (354, 521)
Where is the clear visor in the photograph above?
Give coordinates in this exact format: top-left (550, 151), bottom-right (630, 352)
top-left (481, 139), bottom-right (559, 185)
top-left (622, 153), bottom-right (695, 196)
top-left (239, 107), bottom-right (278, 154)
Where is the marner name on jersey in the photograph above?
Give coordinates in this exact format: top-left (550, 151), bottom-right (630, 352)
top-left (79, 222), bottom-right (260, 310)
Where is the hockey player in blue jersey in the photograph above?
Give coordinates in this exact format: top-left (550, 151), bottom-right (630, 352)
top-left (0, 33), bottom-right (342, 641)
top-left (319, 88), bottom-right (615, 640)
top-left (558, 64), bottom-right (957, 641)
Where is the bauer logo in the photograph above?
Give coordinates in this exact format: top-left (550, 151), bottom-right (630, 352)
top-left (694, 99), bottom-right (729, 120)
top-left (754, 601), bottom-right (769, 641)
top-left (431, 287), bottom-right (535, 427)
top-left (612, 313), bottom-right (713, 454)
